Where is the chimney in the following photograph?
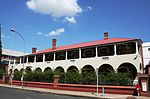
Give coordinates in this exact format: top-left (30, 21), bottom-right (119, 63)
top-left (32, 47), bottom-right (37, 53)
top-left (104, 32), bottom-right (108, 40)
top-left (52, 39), bottom-right (56, 50)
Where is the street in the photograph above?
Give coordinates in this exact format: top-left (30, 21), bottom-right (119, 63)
top-left (0, 87), bottom-right (91, 99)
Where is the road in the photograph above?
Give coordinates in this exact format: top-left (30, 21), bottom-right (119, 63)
top-left (0, 86), bottom-right (91, 99)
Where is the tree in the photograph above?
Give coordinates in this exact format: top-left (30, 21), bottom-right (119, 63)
top-left (44, 70), bottom-right (53, 82)
top-left (81, 67), bottom-right (96, 84)
top-left (0, 23), bottom-right (2, 66)
top-left (13, 70), bottom-right (22, 81)
top-left (99, 71), bottom-right (129, 86)
top-left (66, 69), bottom-right (80, 84)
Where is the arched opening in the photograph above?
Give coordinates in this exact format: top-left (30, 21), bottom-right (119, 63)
top-left (13, 69), bottom-right (21, 81)
top-left (44, 67), bottom-right (53, 82)
top-left (14, 69), bottom-right (19, 74)
top-left (44, 67), bottom-right (52, 73)
top-left (20, 68), bottom-right (24, 73)
top-left (66, 66), bottom-right (80, 84)
top-left (30, 67), bottom-right (43, 82)
top-left (26, 67), bottom-right (32, 73)
top-left (81, 65), bottom-right (96, 84)
top-left (54, 66), bottom-right (65, 83)
top-left (99, 64), bottom-right (114, 75)
top-left (35, 67), bottom-right (42, 72)
top-left (118, 63), bottom-right (137, 80)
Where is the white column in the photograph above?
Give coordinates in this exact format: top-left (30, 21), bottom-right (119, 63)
top-left (79, 48), bottom-right (81, 59)
top-left (34, 55), bottom-right (36, 63)
top-left (14, 59), bottom-right (16, 65)
top-left (20, 57), bottom-right (21, 64)
top-left (54, 53), bottom-right (55, 61)
top-left (135, 41), bottom-right (139, 54)
top-left (114, 44), bottom-right (117, 56)
top-left (26, 56), bottom-right (28, 63)
top-left (96, 46), bottom-right (98, 57)
top-left (66, 51), bottom-right (68, 60)
top-left (43, 54), bottom-right (45, 62)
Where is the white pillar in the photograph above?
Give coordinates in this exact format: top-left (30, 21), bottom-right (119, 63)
top-left (20, 57), bottom-right (21, 64)
top-left (66, 51), bottom-right (68, 60)
top-left (135, 41), bottom-right (139, 54)
top-left (26, 56), bottom-right (28, 63)
top-left (114, 44), bottom-right (117, 56)
top-left (54, 53), bottom-right (55, 61)
top-left (34, 55), bottom-right (36, 63)
top-left (43, 54), bottom-right (45, 62)
top-left (79, 48), bottom-right (81, 59)
top-left (96, 46), bottom-right (98, 57)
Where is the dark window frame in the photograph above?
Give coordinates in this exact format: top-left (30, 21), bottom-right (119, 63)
top-left (116, 42), bottom-right (136, 55)
top-left (45, 53), bottom-right (54, 61)
top-left (55, 51), bottom-right (66, 60)
top-left (67, 49), bottom-right (79, 59)
top-left (81, 47), bottom-right (96, 58)
top-left (36, 54), bottom-right (43, 62)
top-left (97, 44), bottom-right (114, 57)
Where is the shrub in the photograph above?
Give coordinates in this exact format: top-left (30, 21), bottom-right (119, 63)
top-left (44, 71), bottom-right (54, 82)
top-left (81, 70), bottom-right (96, 84)
top-left (13, 70), bottom-right (22, 81)
top-left (99, 71), bottom-right (129, 86)
top-left (66, 70), bottom-right (80, 84)
top-left (0, 67), bottom-right (5, 79)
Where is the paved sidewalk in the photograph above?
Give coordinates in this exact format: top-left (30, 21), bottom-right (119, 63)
top-left (0, 84), bottom-right (149, 99)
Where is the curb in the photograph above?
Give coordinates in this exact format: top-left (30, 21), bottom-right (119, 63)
top-left (0, 84), bottom-right (111, 99)
top-left (0, 84), bottom-right (134, 99)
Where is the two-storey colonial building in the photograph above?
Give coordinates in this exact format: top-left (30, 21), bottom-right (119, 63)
top-left (9, 32), bottom-right (143, 80)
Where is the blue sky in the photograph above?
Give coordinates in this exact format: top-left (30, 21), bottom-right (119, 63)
top-left (0, 0), bottom-right (150, 53)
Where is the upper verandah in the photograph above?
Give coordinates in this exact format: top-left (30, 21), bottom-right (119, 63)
top-left (33, 38), bottom-right (142, 55)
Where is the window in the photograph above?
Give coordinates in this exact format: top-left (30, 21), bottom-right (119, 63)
top-left (55, 51), bottom-right (66, 60)
top-left (67, 49), bottom-right (79, 59)
top-left (15, 57), bottom-right (20, 64)
top-left (28, 56), bottom-right (34, 62)
top-left (116, 42), bottom-right (136, 55)
top-left (97, 45), bottom-right (114, 57)
top-left (81, 47), bottom-right (96, 58)
top-left (45, 53), bottom-right (54, 61)
top-left (36, 54), bottom-right (43, 62)
top-left (148, 48), bottom-right (150, 51)
top-left (21, 56), bottom-right (27, 63)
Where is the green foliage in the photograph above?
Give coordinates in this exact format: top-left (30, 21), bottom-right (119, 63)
top-left (13, 70), bottom-right (22, 81)
top-left (0, 23), bottom-right (2, 66)
top-left (0, 67), bottom-right (5, 79)
top-left (66, 69), bottom-right (80, 84)
top-left (81, 68), bottom-right (96, 84)
top-left (54, 68), bottom-right (65, 83)
top-left (24, 70), bottom-right (45, 82)
top-left (13, 68), bottom-right (130, 86)
top-left (99, 71), bottom-right (129, 86)
top-left (43, 70), bottom-right (53, 82)
top-left (24, 70), bottom-right (54, 82)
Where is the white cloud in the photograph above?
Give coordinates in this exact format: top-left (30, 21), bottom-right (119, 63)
top-left (1, 35), bottom-right (5, 38)
top-left (65, 17), bottom-right (77, 24)
top-left (45, 28), bottom-right (65, 37)
top-left (26, 0), bottom-right (82, 17)
top-left (1, 34), bottom-right (9, 39)
top-left (87, 6), bottom-right (92, 10)
top-left (37, 32), bottom-right (43, 35)
top-left (26, 0), bottom-right (92, 24)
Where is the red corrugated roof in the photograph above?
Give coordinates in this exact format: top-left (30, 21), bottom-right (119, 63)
top-left (33, 38), bottom-right (135, 55)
